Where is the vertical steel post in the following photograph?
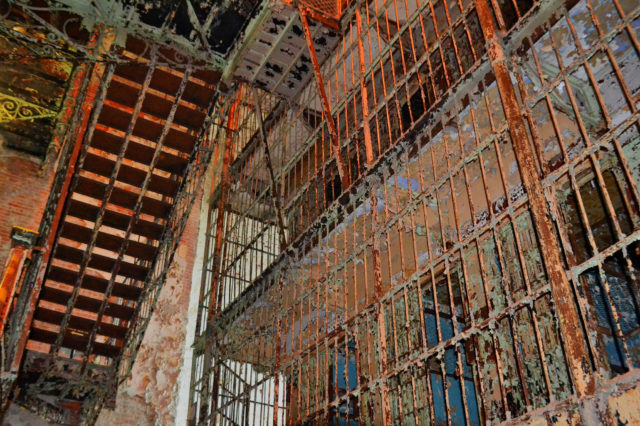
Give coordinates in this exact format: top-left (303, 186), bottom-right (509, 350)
top-left (472, 0), bottom-right (595, 397)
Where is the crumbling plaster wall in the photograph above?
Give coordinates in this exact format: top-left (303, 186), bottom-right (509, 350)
top-left (96, 190), bottom-right (204, 426)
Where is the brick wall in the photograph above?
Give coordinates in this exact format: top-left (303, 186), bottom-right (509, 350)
top-left (0, 141), bottom-right (56, 268)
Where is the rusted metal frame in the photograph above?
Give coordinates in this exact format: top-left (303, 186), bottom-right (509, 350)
top-left (558, 8), bottom-right (635, 240)
top-left (468, 239), bottom-right (512, 419)
top-left (367, 187), bottom-right (390, 425)
top-left (399, 0), bottom-right (430, 119)
top-left (2, 5), bottom-right (110, 65)
top-left (470, 94), bottom-right (517, 419)
top-left (0, 231), bottom-right (35, 335)
top-left (3, 60), bottom-right (95, 372)
top-left (523, 5), bottom-right (640, 109)
top-left (587, 31), bottom-right (637, 118)
top-left (294, 2), bottom-right (341, 30)
top-left (428, 142), bottom-right (463, 426)
top-left (481, 81), bottom-right (539, 412)
top-left (295, 284), bottom-right (556, 422)
top-left (81, 64), bottom-right (194, 370)
top-left (352, 320), bottom-right (365, 422)
top-left (569, 229), bottom-right (640, 280)
top-left (328, 17), bottom-right (482, 161)
top-left (371, 0), bottom-right (396, 158)
top-left (427, 1), bottom-right (453, 92)
top-left (593, 260), bottom-right (634, 370)
top-left (579, 0), bottom-right (636, 116)
top-left (195, 209), bottom-right (219, 339)
top-left (271, 287), bottom-right (282, 426)
top-left (267, 127), bottom-right (519, 339)
top-left (490, 224), bottom-right (535, 410)
top-left (609, 1), bottom-right (640, 59)
top-left (216, 63), bottom-right (500, 336)
top-left (2, 1), bottom-right (226, 70)
top-left (43, 53), bottom-right (156, 367)
top-left (443, 266), bottom-right (472, 424)
top-left (198, 89), bottom-right (243, 421)
top-left (298, 7), bottom-right (348, 187)
top-left (220, 225), bottom-right (277, 282)
top-left (379, 1), bottom-right (409, 136)
top-left (279, 138), bottom-right (514, 331)
top-left (539, 114), bottom-right (640, 202)
top-left (23, 61), bottom-right (116, 382)
top-left (281, 4), bottom-right (476, 190)
top-left (544, 19), bottom-right (640, 350)
top-left (611, 134), bottom-right (640, 222)
top-left (511, 58), bottom-right (549, 175)
top-left (478, 81), bottom-right (537, 413)
top-left (388, 0), bottom-right (416, 128)
top-left (252, 88), bottom-right (287, 247)
top-left (346, 0), bottom-right (466, 81)
top-left (487, 0), bottom-right (508, 31)
top-left (362, 2), bottom-right (384, 160)
top-left (457, 247), bottom-right (491, 421)
top-left (508, 218), bottom-right (555, 401)
top-left (409, 0), bottom-right (436, 112)
top-left (545, 174), bottom-right (605, 362)
top-left (570, 184), bottom-right (640, 349)
top-left (452, 102), bottom-right (494, 420)
top-left (219, 105), bottom-right (288, 238)
top-left (409, 371), bottom-right (420, 424)
top-left (473, 0), bottom-right (595, 397)
top-left (441, 0), bottom-right (468, 88)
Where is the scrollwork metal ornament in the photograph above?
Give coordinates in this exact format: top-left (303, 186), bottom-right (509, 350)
top-left (0, 93), bottom-right (57, 123)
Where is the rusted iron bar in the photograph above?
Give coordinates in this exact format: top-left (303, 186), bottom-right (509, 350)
top-left (252, 87), bottom-right (288, 248)
top-left (472, 0), bottom-right (594, 397)
top-left (298, 7), bottom-right (349, 187)
top-left (199, 89), bottom-right (244, 422)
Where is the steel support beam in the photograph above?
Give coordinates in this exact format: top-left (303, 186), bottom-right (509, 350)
top-left (472, 0), bottom-right (595, 397)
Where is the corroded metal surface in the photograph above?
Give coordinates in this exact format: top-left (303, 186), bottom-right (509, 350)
top-left (190, 0), bottom-right (640, 424)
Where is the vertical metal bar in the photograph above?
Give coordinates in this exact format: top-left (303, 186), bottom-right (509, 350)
top-left (472, 0), bottom-right (594, 397)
